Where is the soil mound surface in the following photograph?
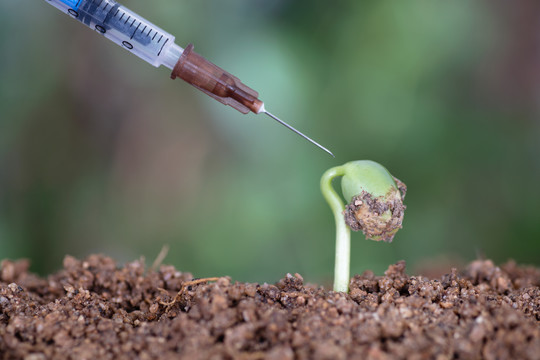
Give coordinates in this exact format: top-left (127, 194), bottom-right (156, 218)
top-left (1, 255), bottom-right (539, 359)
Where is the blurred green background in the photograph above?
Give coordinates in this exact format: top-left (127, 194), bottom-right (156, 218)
top-left (1, 0), bottom-right (539, 284)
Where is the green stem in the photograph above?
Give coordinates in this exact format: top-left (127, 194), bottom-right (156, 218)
top-left (320, 166), bottom-right (350, 292)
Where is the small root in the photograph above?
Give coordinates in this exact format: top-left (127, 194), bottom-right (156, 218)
top-left (149, 245), bottom-right (169, 273)
top-left (159, 277), bottom-right (221, 309)
top-left (234, 351), bottom-right (267, 360)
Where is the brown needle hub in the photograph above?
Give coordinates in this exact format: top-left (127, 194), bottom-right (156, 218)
top-left (171, 44), bottom-right (263, 114)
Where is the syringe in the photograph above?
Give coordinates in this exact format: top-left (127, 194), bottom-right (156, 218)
top-left (42, 0), bottom-right (334, 156)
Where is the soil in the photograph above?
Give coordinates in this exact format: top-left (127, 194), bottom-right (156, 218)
top-left (0, 255), bottom-right (539, 360)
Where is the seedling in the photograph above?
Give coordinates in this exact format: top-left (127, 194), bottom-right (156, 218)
top-left (320, 160), bottom-right (407, 292)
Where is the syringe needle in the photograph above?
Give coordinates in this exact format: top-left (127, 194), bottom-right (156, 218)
top-left (169, 44), bottom-right (333, 156)
top-left (263, 110), bottom-right (335, 157)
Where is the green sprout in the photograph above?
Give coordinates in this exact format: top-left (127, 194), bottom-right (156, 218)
top-left (321, 160), bottom-right (407, 292)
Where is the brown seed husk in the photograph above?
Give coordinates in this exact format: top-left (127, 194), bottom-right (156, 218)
top-left (343, 184), bottom-right (406, 242)
top-left (392, 176), bottom-right (407, 200)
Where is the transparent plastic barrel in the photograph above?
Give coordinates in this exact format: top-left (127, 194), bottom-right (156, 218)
top-left (44, 0), bottom-right (182, 68)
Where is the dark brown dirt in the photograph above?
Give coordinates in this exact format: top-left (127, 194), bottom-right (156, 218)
top-left (1, 255), bottom-right (539, 360)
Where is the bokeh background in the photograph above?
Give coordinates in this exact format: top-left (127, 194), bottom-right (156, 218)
top-left (1, 0), bottom-right (539, 284)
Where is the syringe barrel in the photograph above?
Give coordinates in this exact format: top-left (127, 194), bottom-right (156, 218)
top-left (44, 0), bottom-right (263, 115)
top-left (43, 0), bottom-right (182, 69)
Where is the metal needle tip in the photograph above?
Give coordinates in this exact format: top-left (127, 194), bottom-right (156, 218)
top-left (263, 110), bottom-right (335, 157)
